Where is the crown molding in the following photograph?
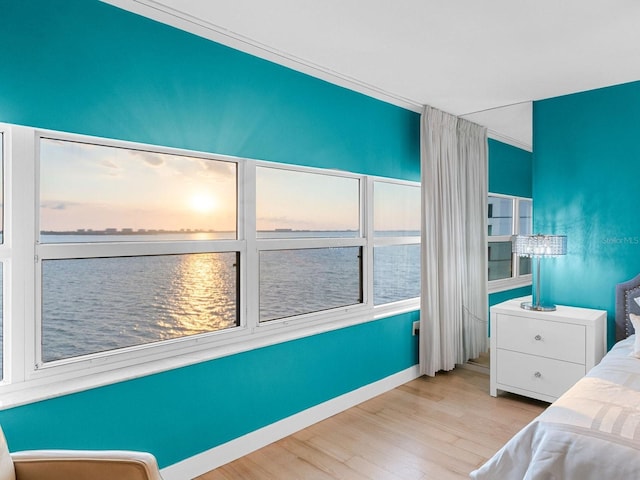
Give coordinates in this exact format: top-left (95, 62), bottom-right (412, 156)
top-left (487, 129), bottom-right (532, 152)
top-left (103, 1), bottom-right (534, 150)
top-left (102, 0), bottom-right (423, 113)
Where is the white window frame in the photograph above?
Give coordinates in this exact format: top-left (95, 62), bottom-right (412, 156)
top-left (488, 193), bottom-right (533, 294)
top-left (0, 124), bottom-right (421, 408)
top-left (252, 161), bottom-right (368, 328)
top-left (35, 132), bottom-right (245, 371)
top-left (369, 178), bottom-right (421, 310)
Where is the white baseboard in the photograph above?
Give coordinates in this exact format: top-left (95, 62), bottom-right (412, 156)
top-left (160, 364), bottom-right (421, 479)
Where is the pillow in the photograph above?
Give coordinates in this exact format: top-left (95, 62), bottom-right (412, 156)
top-left (630, 313), bottom-right (640, 358)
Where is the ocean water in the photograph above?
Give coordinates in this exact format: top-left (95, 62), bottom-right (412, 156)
top-left (42, 252), bottom-right (239, 362)
top-left (1, 233), bottom-right (419, 367)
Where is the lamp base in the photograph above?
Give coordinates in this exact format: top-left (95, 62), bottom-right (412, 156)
top-left (520, 301), bottom-right (557, 312)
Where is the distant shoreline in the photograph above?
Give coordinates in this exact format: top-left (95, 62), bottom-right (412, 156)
top-left (41, 229), bottom-right (360, 235)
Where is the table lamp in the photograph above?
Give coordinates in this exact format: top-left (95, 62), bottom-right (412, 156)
top-left (512, 234), bottom-right (567, 311)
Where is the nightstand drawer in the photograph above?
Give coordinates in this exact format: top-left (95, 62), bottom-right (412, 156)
top-left (496, 314), bottom-right (586, 364)
top-left (496, 349), bottom-right (585, 399)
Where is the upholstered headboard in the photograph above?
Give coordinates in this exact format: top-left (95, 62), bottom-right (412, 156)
top-left (615, 273), bottom-right (640, 341)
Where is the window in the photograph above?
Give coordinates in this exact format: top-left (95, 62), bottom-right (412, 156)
top-left (517, 199), bottom-right (533, 276)
top-left (488, 194), bottom-right (532, 292)
top-left (372, 181), bottom-right (421, 305)
top-left (38, 137), bottom-right (240, 365)
top-left (41, 253), bottom-right (239, 362)
top-left (256, 166), bottom-right (364, 321)
top-left (0, 125), bottom-right (420, 404)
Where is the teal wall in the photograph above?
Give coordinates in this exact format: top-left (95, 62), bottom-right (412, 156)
top-left (488, 138), bottom-right (533, 307)
top-left (488, 138), bottom-right (532, 198)
top-left (0, 0), bottom-right (419, 181)
top-left (534, 80), bottom-right (640, 346)
top-left (489, 286), bottom-right (531, 308)
top-left (0, 0), bottom-right (420, 468)
top-left (0, 313), bottom-right (419, 468)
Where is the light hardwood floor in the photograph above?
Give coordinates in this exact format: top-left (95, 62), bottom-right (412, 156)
top-left (198, 368), bottom-right (546, 479)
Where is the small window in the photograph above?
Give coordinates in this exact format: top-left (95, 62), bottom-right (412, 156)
top-left (373, 180), bottom-right (420, 305)
top-left (488, 196), bottom-right (513, 236)
top-left (488, 241), bottom-right (513, 281)
top-left (488, 195), bottom-right (532, 289)
top-left (256, 165), bottom-right (363, 322)
top-left (519, 200), bottom-right (533, 235)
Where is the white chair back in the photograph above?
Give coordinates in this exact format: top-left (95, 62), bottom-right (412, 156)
top-left (0, 428), bottom-right (16, 480)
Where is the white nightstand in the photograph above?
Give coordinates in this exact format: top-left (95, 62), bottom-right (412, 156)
top-left (490, 298), bottom-right (607, 403)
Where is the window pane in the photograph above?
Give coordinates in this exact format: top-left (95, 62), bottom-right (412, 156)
top-left (519, 199), bottom-right (533, 235)
top-left (42, 253), bottom-right (239, 362)
top-left (256, 167), bottom-right (359, 238)
top-left (374, 245), bottom-right (420, 305)
top-left (488, 196), bottom-right (513, 236)
top-left (259, 247), bottom-right (361, 321)
top-left (40, 138), bottom-right (237, 242)
top-left (519, 256), bottom-right (532, 275)
top-left (488, 241), bottom-right (513, 281)
top-left (374, 182), bottom-right (420, 236)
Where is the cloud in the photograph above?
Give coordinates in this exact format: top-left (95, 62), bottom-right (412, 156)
top-left (199, 158), bottom-right (236, 177)
top-left (41, 201), bottom-right (78, 210)
top-left (129, 150), bottom-right (165, 167)
top-left (100, 159), bottom-right (119, 169)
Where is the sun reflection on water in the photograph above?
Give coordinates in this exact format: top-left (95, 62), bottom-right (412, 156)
top-left (163, 253), bottom-right (238, 338)
top-left (42, 252), bottom-right (239, 362)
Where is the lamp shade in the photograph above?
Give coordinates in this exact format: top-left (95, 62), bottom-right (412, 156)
top-left (513, 234), bottom-right (567, 258)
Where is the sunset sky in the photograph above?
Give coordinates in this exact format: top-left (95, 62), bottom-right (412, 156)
top-left (39, 138), bottom-right (419, 234)
top-left (40, 138), bottom-right (238, 233)
top-left (374, 180), bottom-right (420, 233)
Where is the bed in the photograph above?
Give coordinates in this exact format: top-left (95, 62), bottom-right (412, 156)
top-left (470, 274), bottom-right (640, 479)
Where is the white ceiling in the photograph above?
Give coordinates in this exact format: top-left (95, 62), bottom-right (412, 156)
top-left (105, 0), bottom-right (640, 150)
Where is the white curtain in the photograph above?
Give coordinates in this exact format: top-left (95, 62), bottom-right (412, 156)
top-left (419, 105), bottom-right (488, 376)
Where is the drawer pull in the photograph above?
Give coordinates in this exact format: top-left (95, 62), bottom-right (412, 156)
top-left (534, 371), bottom-right (542, 378)
top-left (534, 334), bottom-right (542, 341)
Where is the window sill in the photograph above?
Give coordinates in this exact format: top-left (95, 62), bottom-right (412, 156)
top-left (0, 300), bottom-right (419, 411)
top-left (488, 276), bottom-right (532, 294)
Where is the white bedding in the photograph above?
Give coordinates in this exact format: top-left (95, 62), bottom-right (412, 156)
top-left (470, 336), bottom-right (640, 479)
